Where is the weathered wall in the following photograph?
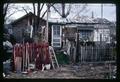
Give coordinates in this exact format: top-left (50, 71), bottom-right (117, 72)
top-left (11, 16), bottom-right (46, 43)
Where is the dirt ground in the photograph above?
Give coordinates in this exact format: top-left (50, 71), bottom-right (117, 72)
top-left (4, 63), bottom-right (116, 79)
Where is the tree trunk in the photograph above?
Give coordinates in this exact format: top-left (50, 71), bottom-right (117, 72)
top-left (32, 3), bottom-right (54, 43)
top-left (36, 3), bottom-right (40, 31)
top-left (32, 3), bottom-right (36, 36)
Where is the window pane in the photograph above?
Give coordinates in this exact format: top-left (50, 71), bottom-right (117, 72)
top-left (53, 26), bottom-right (57, 30)
top-left (79, 30), bottom-right (93, 40)
top-left (53, 25), bottom-right (60, 37)
top-left (53, 39), bottom-right (60, 42)
top-left (57, 30), bottom-right (60, 35)
top-left (57, 26), bottom-right (60, 30)
top-left (53, 43), bottom-right (60, 47)
top-left (54, 33), bottom-right (60, 37)
top-left (53, 31), bottom-right (56, 35)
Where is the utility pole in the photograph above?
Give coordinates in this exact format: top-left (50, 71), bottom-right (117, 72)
top-left (101, 4), bottom-right (103, 19)
top-left (46, 3), bottom-right (49, 42)
top-left (100, 4), bottom-right (103, 45)
top-left (91, 11), bottom-right (94, 19)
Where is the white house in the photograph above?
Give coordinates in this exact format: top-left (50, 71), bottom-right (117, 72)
top-left (93, 18), bottom-right (115, 44)
top-left (49, 16), bottom-right (116, 48)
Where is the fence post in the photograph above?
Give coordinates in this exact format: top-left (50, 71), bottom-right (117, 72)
top-left (91, 45), bottom-right (93, 62)
top-left (75, 32), bottom-right (79, 63)
top-left (80, 45), bottom-right (82, 63)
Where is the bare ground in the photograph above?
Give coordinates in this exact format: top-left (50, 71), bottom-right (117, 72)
top-left (5, 63), bottom-right (116, 79)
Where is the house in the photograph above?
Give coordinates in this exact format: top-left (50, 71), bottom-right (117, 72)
top-left (93, 18), bottom-right (115, 44)
top-left (10, 12), bottom-right (47, 43)
top-left (49, 16), bottom-right (116, 48)
top-left (10, 12), bottom-right (116, 48)
top-left (9, 12), bottom-right (116, 63)
top-left (10, 12), bottom-right (61, 45)
top-left (48, 16), bottom-right (95, 49)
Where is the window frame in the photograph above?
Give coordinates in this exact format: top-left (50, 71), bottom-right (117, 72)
top-left (52, 25), bottom-right (62, 47)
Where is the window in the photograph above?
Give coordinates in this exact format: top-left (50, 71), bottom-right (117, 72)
top-left (79, 30), bottom-right (93, 41)
top-left (53, 25), bottom-right (60, 37)
top-left (52, 25), bottom-right (61, 47)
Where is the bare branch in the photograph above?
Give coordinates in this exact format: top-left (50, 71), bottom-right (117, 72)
top-left (22, 7), bottom-right (28, 14)
top-left (3, 3), bottom-right (10, 18)
top-left (37, 3), bottom-right (40, 17)
top-left (65, 4), bottom-right (71, 18)
top-left (40, 3), bottom-right (44, 14)
top-left (5, 9), bottom-right (24, 21)
top-left (62, 4), bottom-right (65, 18)
top-left (33, 3), bottom-right (36, 15)
top-left (41, 10), bottom-right (47, 18)
top-left (5, 11), bottom-right (16, 20)
top-left (3, 0), bottom-right (13, 17)
top-left (41, 3), bottom-right (55, 18)
top-left (72, 4), bottom-right (88, 18)
top-left (51, 5), bottom-right (62, 17)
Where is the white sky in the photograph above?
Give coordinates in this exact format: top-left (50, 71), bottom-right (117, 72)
top-left (6, 3), bottom-right (116, 23)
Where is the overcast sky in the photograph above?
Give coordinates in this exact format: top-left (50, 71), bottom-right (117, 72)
top-left (6, 3), bottom-right (116, 23)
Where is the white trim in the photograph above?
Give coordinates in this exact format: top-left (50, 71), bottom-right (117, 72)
top-left (51, 25), bottom-right (53, 46)
top-left (51, 25), bottom-right (62, 47)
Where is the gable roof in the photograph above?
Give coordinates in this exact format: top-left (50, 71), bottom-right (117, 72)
top-left (10, 12), bottom-right (46, 25)
top-left (92, 18), bottom-right (112, 24)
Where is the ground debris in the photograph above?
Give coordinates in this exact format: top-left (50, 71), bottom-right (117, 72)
top-left (5, 63), bottom-right (116, 79)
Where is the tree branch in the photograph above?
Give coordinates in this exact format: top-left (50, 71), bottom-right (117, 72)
top-left (5, 9), bottom-right (24, 21)
top-left (41, 3), bottom-right (55, 18)
top-left (3, 3), bottom-right (10, 18)
top-left (37, 3), bottom-right (40, 15)
top-left (40, 3), bottom-right (44, 14)
top-left (51, 5), bottom-right (62, 17)
top-left (33, 3), bottom-right (36, 15)
top-left (73, 4), bottom-right (88, 18)
top-left (65, 4), bottom-right (71, 17)
top-left (22, 7), bottom-right (28, 14)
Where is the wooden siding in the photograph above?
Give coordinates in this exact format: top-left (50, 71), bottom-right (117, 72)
top-left (11, 14), bottom-right (46, 43)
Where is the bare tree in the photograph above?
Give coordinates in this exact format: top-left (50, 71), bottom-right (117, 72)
top-left (51, 4), bottom-right (71, 18)
top-left (3, 0), bottom-right (11, 24)
top-left (71, 4), bottom-right (89, 18)
top-left (30, 3), bottom-right (54, 36)
top-left (3, 2), bottom-right (30, 24)
top-left (51, 4), bottom-right (89, 19)
top-left (4, 3), bottom-right (89, 42)
top-left (5, 3), bottom-right (55, 42)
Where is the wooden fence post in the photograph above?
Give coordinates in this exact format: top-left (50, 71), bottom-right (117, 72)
top-left (75, 32), bottom-right (79, 63)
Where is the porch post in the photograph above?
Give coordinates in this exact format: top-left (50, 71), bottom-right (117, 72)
top-left (76, 29), bottom-right (79, 63)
